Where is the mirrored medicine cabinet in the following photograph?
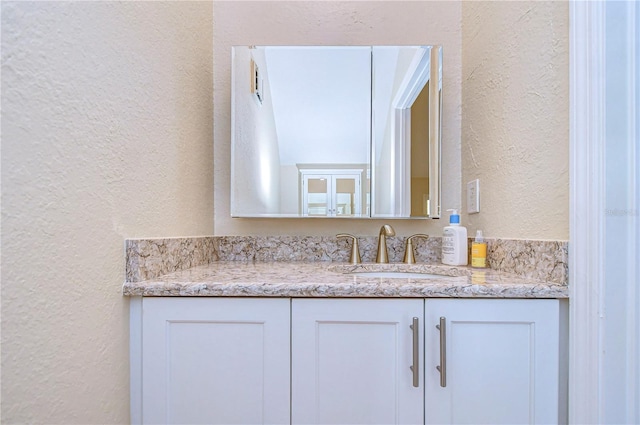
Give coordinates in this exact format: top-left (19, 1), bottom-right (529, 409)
top-left (231, 45), bottom-right (442, 219)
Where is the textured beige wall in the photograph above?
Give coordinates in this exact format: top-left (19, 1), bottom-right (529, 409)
top-left (214, 1), bottom-right (463, 236)
top-left (461, 1), bottom-right (569, 239)
top-left (1, 2), bottom-right (213, 423)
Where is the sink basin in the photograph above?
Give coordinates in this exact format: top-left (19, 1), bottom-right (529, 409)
top-left (327, 264), bottom-right (470, 280)
top-left (353, 271), bottom-right (448, 279)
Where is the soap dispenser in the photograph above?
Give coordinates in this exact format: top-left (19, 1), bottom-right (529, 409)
top-left (442, 209), bottom-right (468, 266)
top-left (471, 230), bottom-right (487, 268)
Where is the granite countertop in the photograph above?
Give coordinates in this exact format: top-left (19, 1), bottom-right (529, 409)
top-left (122, 261), bottom-right (568, 299)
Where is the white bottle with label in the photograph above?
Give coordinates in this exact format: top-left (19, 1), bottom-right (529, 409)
top-left (442, 209), bottom-right (468, 265)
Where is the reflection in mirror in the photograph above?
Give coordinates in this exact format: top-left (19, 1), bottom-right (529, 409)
top-left (372, 46), bottom-right (442, 218)
top-left (231, 45), bottom-right (442, 219)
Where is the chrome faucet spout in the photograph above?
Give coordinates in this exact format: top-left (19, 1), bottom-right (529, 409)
top-left (376, 224), bottom-right (396, 263)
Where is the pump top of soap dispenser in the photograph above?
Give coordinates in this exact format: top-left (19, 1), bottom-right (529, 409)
top-left (447, 209), bottom-right (461, 225)
top-left (475, 230), bottom-right (484, 242)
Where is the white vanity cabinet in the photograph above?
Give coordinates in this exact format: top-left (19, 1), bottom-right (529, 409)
top-left (291, 299), bottom-right (424, 424)
top-left (130, 297), bottom-right (290, 425)
top-left (424, 299), bottom-right (564, 425)
top-left (131, 297), bottom-right (565, 425)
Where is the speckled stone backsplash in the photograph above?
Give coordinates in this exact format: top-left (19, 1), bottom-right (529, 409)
top-left (125, 236), bottom-right (568, 285)
top-left (126, 237), bottom-right (217, 282)
top-left (484, 239), bottom-right (568, 285)
top-left (215, 236), bottom-right (441, 264)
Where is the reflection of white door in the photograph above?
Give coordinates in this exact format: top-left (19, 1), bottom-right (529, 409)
top-left (301, 169), bottom-right (361, 217)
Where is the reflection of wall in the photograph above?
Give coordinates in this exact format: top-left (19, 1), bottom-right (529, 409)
top-left (371, 48), bottom-right (396, 216)
top-left (280, 165), bottom-right (299, 213)
top-left (462, 1), bottom-right (569, 239)
top-left (266, 47), bottom-right (371, 165)
top-left (2, 2), bottom-right (213, 422)
top-left (233, 47), bottom-right (280, 214)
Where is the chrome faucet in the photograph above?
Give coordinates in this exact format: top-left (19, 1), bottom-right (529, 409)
top-left (376, 224), bottom-right (396, 263)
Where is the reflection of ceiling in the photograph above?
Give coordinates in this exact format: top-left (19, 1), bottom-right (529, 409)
top-left (264, 47), bottom-right (371, 165)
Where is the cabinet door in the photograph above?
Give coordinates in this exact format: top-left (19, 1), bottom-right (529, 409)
top-left (141, 297), bottom-right (290, 425)
top-left (292, 298), bottom-right (423, 425)
top-left (424, 299), bottom-right (560, 425)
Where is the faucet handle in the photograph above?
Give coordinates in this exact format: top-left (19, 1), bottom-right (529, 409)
top-left (403, 234), bottom-right (430, 264)
top-left (336, 233), bottom-right (362, 264)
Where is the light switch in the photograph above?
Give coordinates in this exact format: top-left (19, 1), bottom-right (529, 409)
top-left (467, 179), bottom-right (480, 214)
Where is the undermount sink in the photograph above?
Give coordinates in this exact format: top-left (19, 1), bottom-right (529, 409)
top-left (327, 263), bottom-right (470, 280)
top-left (352, 271), bottom-right (449, 279)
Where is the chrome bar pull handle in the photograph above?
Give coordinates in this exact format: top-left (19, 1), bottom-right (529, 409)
top-left (435, 316), bottom-right (447, 387)
top-left (409, 317), bottom-right (419, 387)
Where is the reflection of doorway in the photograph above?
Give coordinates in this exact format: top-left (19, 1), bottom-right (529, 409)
top-left (300, 169), bottom-right (362, 217)
top-left (392, 46), bottom-right (440, 218)
top-left (372, 46), bottom-right (441, 218)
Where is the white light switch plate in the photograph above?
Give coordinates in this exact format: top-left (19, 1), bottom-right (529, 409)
top-left (467, 179), bottom-right (480, 214)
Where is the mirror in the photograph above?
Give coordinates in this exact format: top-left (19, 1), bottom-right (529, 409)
top-left (231, 45), bottom-right (442, 219)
